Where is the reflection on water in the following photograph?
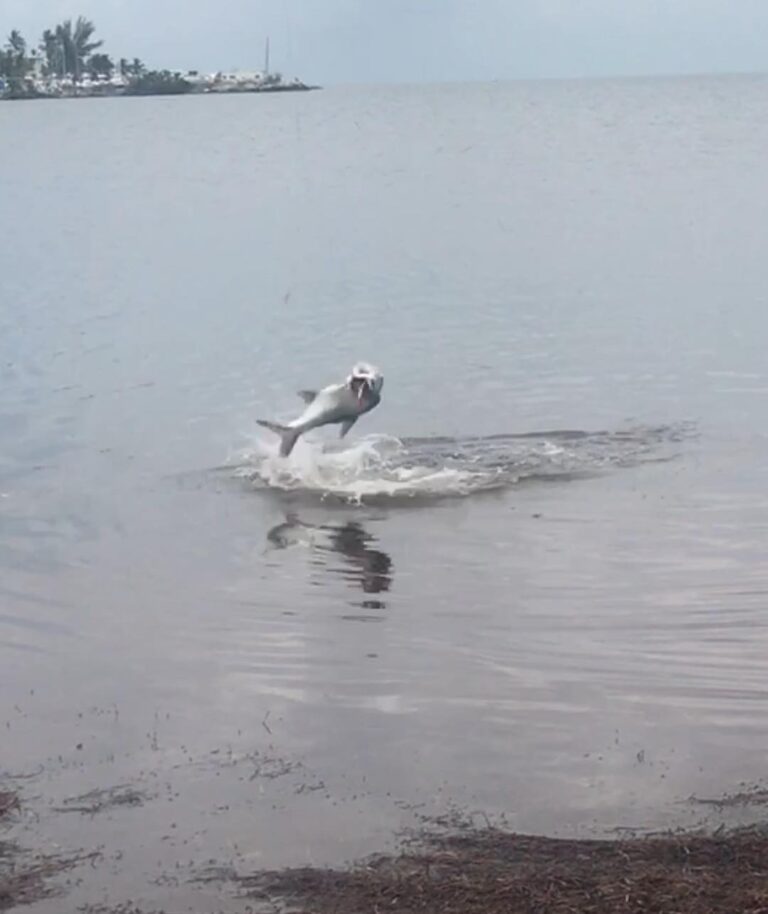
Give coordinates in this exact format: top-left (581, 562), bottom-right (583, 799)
top-left (267, 514), bottom-right (393, 608)
top-left (321, 522), bottom-right (392, 598)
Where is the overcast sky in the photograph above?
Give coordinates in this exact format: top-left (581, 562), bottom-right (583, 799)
top-left (3, 0), bottom-right (768, 84)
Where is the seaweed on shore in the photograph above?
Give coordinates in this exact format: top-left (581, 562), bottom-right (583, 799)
top-left (239, 826), bottom-right (768, 914)
top-left (1, 789), bottom-right (97, 911)
top-left (0, 794), bottom-right (18, 820)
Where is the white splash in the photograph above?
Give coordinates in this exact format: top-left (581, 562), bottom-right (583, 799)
top-left (226, 422), bottom-right (692, 505)
top-left (235, 433), bottom-right (501, 503)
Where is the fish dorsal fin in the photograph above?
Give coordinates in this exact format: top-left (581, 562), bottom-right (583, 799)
top-left (297, 389), bottom-right (318, 404)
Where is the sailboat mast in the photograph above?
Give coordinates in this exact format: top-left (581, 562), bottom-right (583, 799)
top-left (264, 36), bottom-right (270, 75)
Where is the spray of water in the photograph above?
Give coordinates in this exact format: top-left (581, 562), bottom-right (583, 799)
top-left (234, 433), bottom-right (502, 503)
top-left (231, 423), bottom-right (693, 505)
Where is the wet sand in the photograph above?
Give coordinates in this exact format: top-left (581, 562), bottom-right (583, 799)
top-left (4, 783), bottom-right (768, 913)
top-left (4, 676), bottom-right (768, 911)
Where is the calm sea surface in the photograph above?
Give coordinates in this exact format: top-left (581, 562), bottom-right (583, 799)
top-left (2, 76), bottom-right (768, 910)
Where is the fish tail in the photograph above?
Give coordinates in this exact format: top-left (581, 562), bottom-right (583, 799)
top-left (256, 420), bottom-right (301, 457)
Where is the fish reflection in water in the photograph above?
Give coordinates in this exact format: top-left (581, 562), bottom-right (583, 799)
top-left (266, 514), bottom-right (393, 605)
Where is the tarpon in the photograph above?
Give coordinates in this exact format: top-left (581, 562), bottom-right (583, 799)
top-left (257, 362), bottom-right (383, 457)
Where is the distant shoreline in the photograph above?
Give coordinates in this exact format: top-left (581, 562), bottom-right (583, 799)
top-left (0, 16), bottom-right (318, 103)
top-left (1, 82), bottom-right (322, 101)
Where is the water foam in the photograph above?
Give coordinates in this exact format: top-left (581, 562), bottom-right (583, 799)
top-left (231, 423), bottom-right (693, 505)
top-left (235, 433), bottom-right (504, 503)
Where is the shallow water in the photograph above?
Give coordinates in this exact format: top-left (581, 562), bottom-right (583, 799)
top-left (2, 76), bottom-right (768, 909)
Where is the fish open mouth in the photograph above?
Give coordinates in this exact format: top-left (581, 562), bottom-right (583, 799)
top-left (349, 374), bottom-right (372, 404)
top-left (348, 363), bottom-right (383, 409)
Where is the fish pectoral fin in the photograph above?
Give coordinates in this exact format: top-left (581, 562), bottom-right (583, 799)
top-left (339, 418), bottom-right (357, 439)
top-left (297, 389), bottom-right (318, 404)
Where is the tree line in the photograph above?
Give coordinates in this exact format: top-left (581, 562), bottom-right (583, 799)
top-left (0, 17), bottom-right (147, 82)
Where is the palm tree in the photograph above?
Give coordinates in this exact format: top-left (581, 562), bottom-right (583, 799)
top-left (40, 30), bottom-right (53, 72)
top-left (72, 17), bottom-right (102, 62)
top-left (55, 17), bottom-right (102, 78)
top-left (88, 53), bottom-right (114, 79)
top-left (54, 22), bottom-right (73, 75)
top-left (3, 30), bottom-right (28, 79)
top-left (40, 29), bottom-right (60, 76)
top-left (117, 57), bottom-right (145, 80)
top-left (8, 30), bottom-right (25, 56)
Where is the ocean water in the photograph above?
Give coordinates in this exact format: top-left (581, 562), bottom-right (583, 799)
top-left (2, 76), bottom-right (768, 910)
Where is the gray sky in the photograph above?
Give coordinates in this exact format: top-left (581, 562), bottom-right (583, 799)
top-left (3, 0), bottom-right (768, 84)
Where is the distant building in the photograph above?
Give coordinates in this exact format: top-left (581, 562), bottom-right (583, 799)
top-left (211, 70), bottom-right (267, 90)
